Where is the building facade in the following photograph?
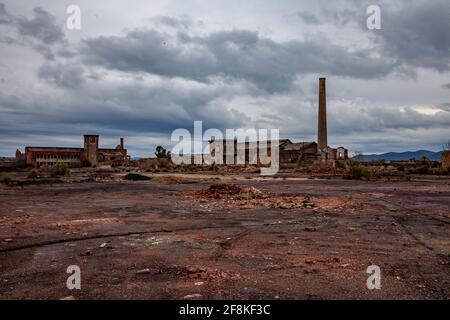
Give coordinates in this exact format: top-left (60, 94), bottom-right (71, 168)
top-left (17, 135), bottom-right (130, 168)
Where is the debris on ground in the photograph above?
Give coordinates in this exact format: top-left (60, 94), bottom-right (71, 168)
top-left (124, 173), bottom-right (152, 181)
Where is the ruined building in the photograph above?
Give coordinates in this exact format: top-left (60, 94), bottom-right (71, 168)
top-left (209, 78), bottom-right (348, 165)
top-left (16, 135), bottom-right (130, 168)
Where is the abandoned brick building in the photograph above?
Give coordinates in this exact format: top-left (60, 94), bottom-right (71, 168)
top-left (209, 78), bottom-right (348, 166)
top-left (16, 135), bottom-right (130, 168)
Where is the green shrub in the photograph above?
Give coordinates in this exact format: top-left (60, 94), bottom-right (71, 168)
top-left (409, 165), bottom-right (429, 175)
top-left (155, 145), bottom-right (171, 159)
top-left (348, 160), bottom-right (372, 180)
top-left (1, 173), bottom-right (12, 185)
top-left (51, 162), bottom-right (70, 178)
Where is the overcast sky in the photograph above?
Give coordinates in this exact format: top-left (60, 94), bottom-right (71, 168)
top-left (0, 0), bottom-right (449, 156)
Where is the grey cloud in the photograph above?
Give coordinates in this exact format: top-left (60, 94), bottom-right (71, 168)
top-left (442, 83), bottom-right (450, 90)
top-left (0, 4), bottom-right (66, 60)
top-left (324, 0), bottom-right (450, 72)
top-left (377, 1), bottom-right (450, 71)
top-left (15, 7), bottom-right (65, 45)
top-left (38, 62), bottom-right (84, 88)
top-left (149, 15), bottom-right (202, 30)
top-left (438, 103), bottom-right (450, 112)
top-left (0, 73), bottom-right (252, 138)
top-left (0, 3), bottom-right (12, 24)
top-left (297, 11), bottom-right (319, 25)
top-left (329, 105), bottom-right (450, 134)
top-left (1, 1), bottom-right (449, 157)
top-left (81, 27), bottom-right (399, 92)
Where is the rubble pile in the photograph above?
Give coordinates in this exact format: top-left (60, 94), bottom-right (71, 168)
top-left (187, 183), bottom-right (316, 210)
top-left (186, 183), bottom-right (368, 212)
top-left (192, 183), bottom-right (269, 200)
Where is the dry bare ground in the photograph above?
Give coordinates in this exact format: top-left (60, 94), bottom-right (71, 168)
top-left (0, 175), bottom-right (449, 299)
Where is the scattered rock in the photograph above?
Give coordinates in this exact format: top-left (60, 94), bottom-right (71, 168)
top-left (136, 268), bottom-right (151, 275)
top-left (183, 293), bottom-right (203, 299)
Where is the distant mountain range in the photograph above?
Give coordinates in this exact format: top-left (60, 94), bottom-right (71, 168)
top-left (355, 150), bottom-right (444, 162)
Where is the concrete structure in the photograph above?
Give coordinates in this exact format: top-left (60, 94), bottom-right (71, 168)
top-left (17, 135), bottom-right (130, 168)
top-left (209, 139), bottom-right (295, 164)
top-left (318, 77), bottom-right (327, 151)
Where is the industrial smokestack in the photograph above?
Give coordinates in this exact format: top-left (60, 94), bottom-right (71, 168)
top-left (120, 138), bottom-right (124, 149)
top-left (317, 78), bottom-right (328, 151)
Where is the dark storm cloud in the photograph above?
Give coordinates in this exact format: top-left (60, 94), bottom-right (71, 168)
top-left (0, 73), bottom-right (252, 138)
top-left (0, 4), bottom-right (65, 61)
top-left (377, 1), bottom-right (450, 71)
top-left (15, 7), bottom-right (65, 45)
top-left (81, 28), bottom-right (398, 92)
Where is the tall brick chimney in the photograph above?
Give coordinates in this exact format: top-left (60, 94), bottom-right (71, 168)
top-left (120, 138), bottom-right (124, 150)
top-left (317, 78), bottom-right (328, 151)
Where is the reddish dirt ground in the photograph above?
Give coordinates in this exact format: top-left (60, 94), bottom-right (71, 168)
top-left (0, 175), bottom-right (449, 299)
